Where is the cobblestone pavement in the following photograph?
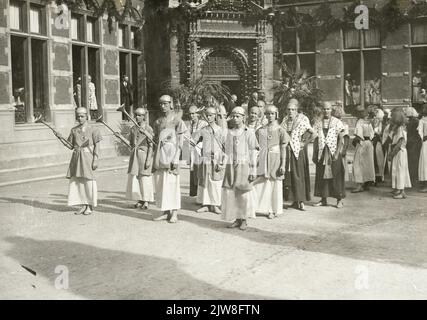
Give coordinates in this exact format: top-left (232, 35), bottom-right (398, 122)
top-left (1, 166), bottom-right (427, 299)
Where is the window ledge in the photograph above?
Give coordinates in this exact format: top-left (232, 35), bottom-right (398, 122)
top-left (14, 123), bottom-right (50, 131)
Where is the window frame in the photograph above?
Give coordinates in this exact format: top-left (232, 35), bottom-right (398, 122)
top-left (279, 27), bottom-right (316, 76)
top-left (118, 21), bottom-right (143, 109)
top-left (341, 26), bottom-right (382, 109)
top-left (409, 19), bottom-right (427, 104)
top-left (9, 0), bottom-right (49, 124)
top-left (70, 9), bottom-right (101, 120)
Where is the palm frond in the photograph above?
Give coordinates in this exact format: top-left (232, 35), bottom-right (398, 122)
top-left (161, 77), bottom-right (231, 117)
top-left (273, 62), bottom-right (324, 121)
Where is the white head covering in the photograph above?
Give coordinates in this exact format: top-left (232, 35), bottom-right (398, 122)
top-left (76, 107), bottom-right (87, 114)
top-left (231, 106), bottom-right (246, 116)
top-left (405, 106), bottom-right (419, 118)
top-left (375, 109), bottom-right (385, 120)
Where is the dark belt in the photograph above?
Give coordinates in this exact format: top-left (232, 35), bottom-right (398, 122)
top-left (364, 137), bottom-right (371, 141)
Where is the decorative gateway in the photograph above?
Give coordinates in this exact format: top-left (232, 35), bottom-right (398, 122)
top-left (168, 0), bottom-right (274, 99)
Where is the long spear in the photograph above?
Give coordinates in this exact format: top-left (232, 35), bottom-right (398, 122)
top-left (34, 114), bottom-right (73, 150)
top-left (95, 115), bottom-right (131, 149)
top-left (117, 104), bottom-right (157, 146)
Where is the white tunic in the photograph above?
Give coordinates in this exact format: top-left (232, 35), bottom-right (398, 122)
top-left (391, 127), bottom-right (412, 189)
top-left (418, 117), bottom-right (427, 181)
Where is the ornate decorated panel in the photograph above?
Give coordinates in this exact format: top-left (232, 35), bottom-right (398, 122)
top-left (199, 19), bottom-right (257, 33)
top-left (201, 50), bottom-right (240, 79)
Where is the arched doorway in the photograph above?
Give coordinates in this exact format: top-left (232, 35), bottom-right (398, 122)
top-left (200, 48), bottom-right (248, 102)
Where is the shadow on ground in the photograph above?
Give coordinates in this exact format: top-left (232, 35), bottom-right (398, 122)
top-left (4, 236), bottom-right (274, 299)
top-left (2, 188), bottom-right (427, 271)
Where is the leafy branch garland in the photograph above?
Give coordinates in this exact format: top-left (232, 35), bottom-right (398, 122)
top-left (50, 0), bottom-right (144, 32)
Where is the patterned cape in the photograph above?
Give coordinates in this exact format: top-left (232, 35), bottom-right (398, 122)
top-left (280, 113), bottom-right (312, 159)
top-left (313, 116), bottom-right (345, 161)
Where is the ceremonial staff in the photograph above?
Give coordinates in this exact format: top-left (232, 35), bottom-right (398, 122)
top-left (197, 106), bottom-right (226, 153)
top-left (34, 114), bottom-right (73, 150)
top-left (95, 115), bottom-right (132, 149)
top-left (117, 104), bottom-right (157, 146)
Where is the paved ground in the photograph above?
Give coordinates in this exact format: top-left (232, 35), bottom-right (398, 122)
top-left (1, 163), bottom-right (427, 300)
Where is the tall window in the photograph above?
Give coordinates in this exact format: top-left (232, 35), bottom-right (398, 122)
top-left (119, 24), bottom-right (143, 119)
top-left (10, 1), bottom-right (48, 124)
top-left (411, 21), bottom-right (427, 106)
top-left (71, 13), bottom-right (100, 120)
top-left (280, 28), bottom-right (316, 77)
top-left (343, 28), bottom-right (382, 110)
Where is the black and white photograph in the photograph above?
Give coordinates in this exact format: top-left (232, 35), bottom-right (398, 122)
top-left (1, 0), bottom-right (427, 303)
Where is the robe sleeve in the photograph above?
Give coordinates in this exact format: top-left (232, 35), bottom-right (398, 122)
top-left (176, 119), bottom-right (188, 148)
top-left (312, 137), bottom-right (319, 163)
top-left (67, 129), bottom-right (74, 147)
top-left (354, 119), bottom-right (363, 139)
top-left (368, 123), bottom-right (375, 140)
top-left (247, 129), bottom-right (258, 176)
top-left (146, 125), bottom-right (154, 147)
top-left (128, 127), bottom-right (135, 148)
top-left (279, 127), bottom-right (290, 145)
top-left (418, 119), bottom-right (424, 140)
top-left (92, 127), bottom-right (102, 144)
top-left (336, 118), bottom-right (345, 133)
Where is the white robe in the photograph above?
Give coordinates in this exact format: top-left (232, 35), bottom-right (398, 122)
top-left (154, 170), bottom-right (181, 211)
top-left (391, 128), bottom-right (412, 190)
top-left (255, 178), bottom-right (283, 215)
top-left (418, 118), bottom-right (427, 181)
top-left (68, 177), bottom-right (97, 207)
top-left (126, 174), bottom-right (154, 202)
top-left (197, 177), bottom-right (222, 206)
top-left (221, 188), bottom-right (256, 221)
top-left (353, 120), bottom-right (375, 183)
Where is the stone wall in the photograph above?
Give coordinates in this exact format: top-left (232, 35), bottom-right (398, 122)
top-left (0, 1), bottom-right (145, 172)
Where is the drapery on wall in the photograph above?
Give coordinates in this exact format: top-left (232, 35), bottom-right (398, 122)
top-left (344, 29), bottom-right (359, 49)
top-left (364, 29), bottom-right (380, 47)
top-left (10, 3), bottom-right (20, 30)
top-left (29, 7), bottom-right (40, 34)
top-left (413, 23), bottom-right (427, 44)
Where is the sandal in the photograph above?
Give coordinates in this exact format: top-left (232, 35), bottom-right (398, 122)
top-left (74, 206), bottom-right (87, 215)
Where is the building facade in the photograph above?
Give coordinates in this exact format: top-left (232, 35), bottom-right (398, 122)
top-left (148, 0), bottom-right (427, 113)
top-left (0, 0), bottom-right (145, 173)
top-left (3, 0), bottom-right (427, 173)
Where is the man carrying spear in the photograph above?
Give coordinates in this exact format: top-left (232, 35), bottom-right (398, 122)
top-left (194, 107), bottom-right (226, 214)
top-left (125, 108), bottom-right (155, 209)
top-left (152, 95), bottom-right (188, 223)
top-left (61, 107), bottom-right (102, 215)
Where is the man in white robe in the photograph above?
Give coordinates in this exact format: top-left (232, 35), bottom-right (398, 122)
top-left (194, 107), bottom-right (226, 214)
top-left (152, 95), bottom-right (187, 223)
top-left (221, 107), bottom-right (258, 231)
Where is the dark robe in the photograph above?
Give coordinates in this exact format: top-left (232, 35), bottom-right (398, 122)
top-left (313, 139), bottom-right (346, 200)
top-left (407, 117), bottom-right (422, 188)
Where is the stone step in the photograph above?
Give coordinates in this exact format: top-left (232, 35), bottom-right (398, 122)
top-left (0, 156), bottom-right (130, 187)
